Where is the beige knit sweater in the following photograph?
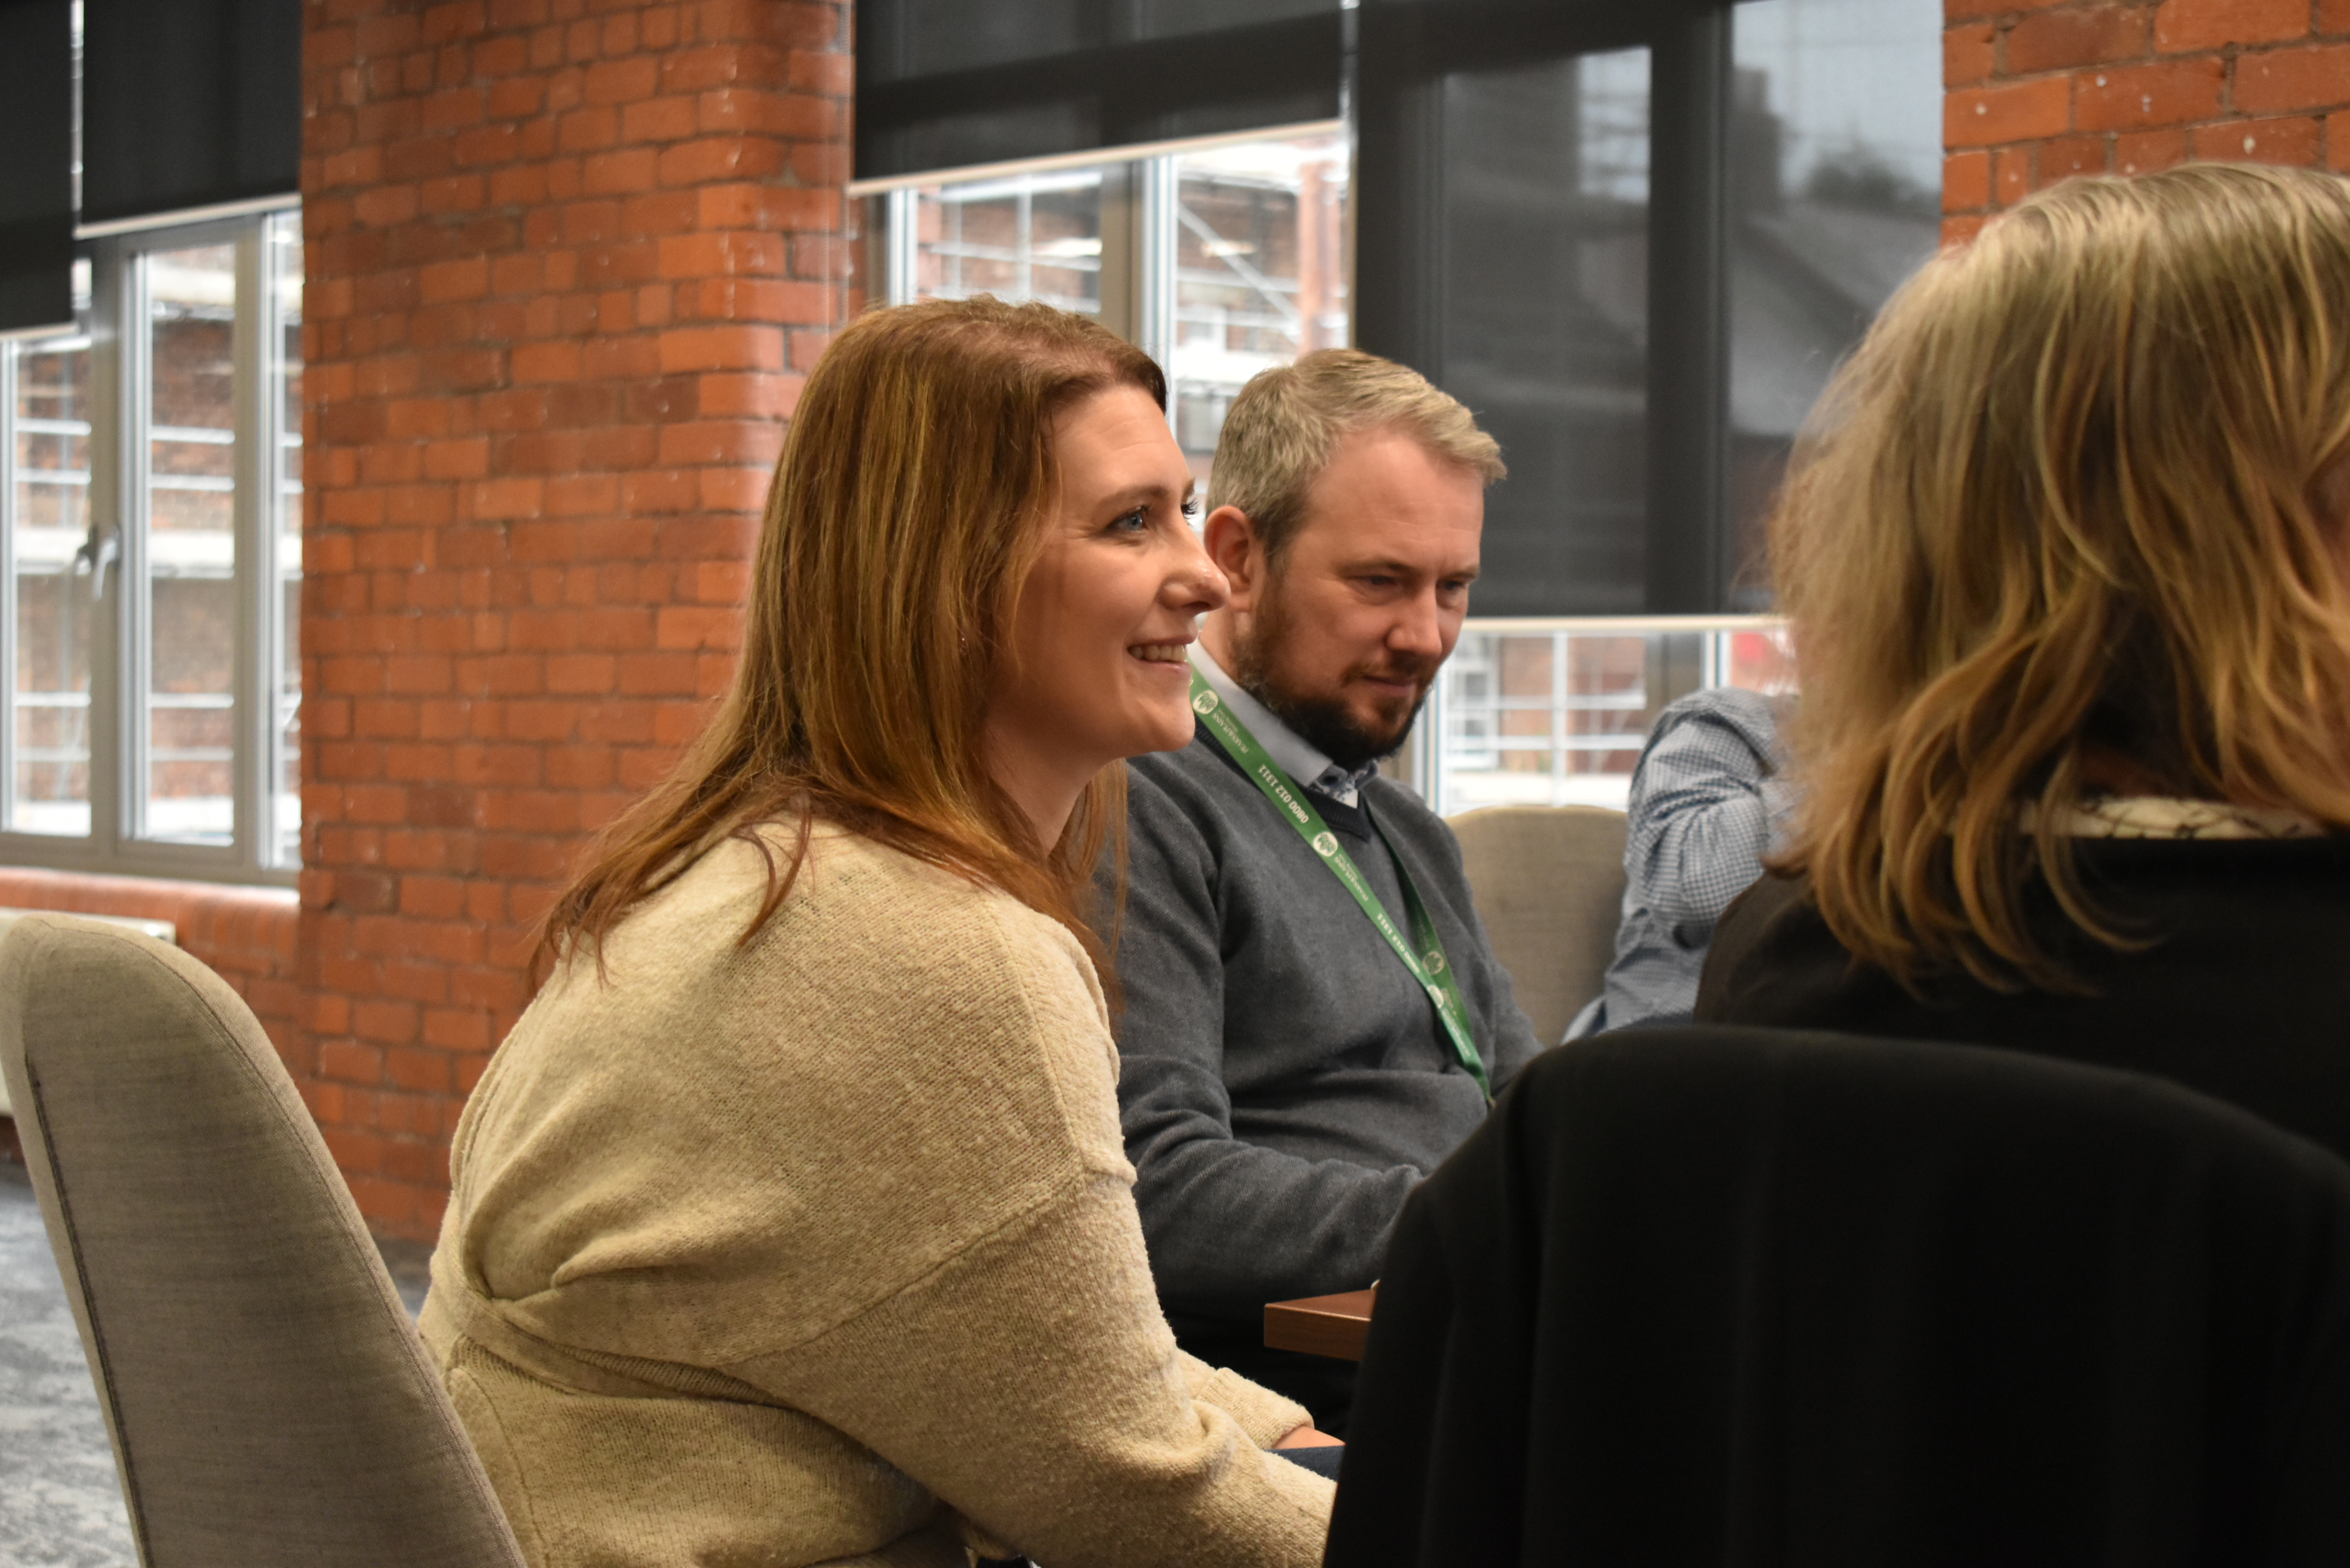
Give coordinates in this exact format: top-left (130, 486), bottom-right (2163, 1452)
top-left (421, 826), bottom-right (1335, 1568)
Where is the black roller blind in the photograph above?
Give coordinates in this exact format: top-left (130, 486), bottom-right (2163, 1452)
top-left (1357, 0), bottom-right (1736, 616)
top-left (0, 0), bottom-right (74, 333)
top-left (856, 0), bottom-right (1344, 180)
top-left (82, 0), bottom-right (300, 227)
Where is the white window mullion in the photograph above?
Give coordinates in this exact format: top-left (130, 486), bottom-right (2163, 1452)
top-left (85, 240), bottom-right (130, 861)
top-left (269, 212), bottom-right (303, 870)
top-left (1412, 665), bottom-right (1447, 813)
top-left (884, 187), bottom-right (917, 306)
top-left (230, 222), bottom-right (270, 874)
top-left (1137, 155), bottom-right (1177, 372)
top-left (0, 342), bottom-right (18, 831)
top-left (121, 244), bottom-right (152, 846)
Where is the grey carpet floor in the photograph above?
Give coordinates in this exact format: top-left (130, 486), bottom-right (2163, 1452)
top-left (0, 1159), bottom-right (433, 1565)
top-left (0, 1161), bottom-right (136, 1568)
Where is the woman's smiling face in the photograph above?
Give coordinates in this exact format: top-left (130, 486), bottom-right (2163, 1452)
top-left (986, 384), bottom-right (1229, 818)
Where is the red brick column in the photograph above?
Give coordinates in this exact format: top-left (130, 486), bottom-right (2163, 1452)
top-left (299, 0), bottom-right (849, 1237)
top-left (1944, 0), bottom-right (2350, 243)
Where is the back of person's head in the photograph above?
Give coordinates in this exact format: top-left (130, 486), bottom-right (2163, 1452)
top-left (542, 295), bottom-right (1163, 970)
top-left (1776, 163), bottom-right (2350, 990)
top-left (1206, 347), bottom-right (1504, 564)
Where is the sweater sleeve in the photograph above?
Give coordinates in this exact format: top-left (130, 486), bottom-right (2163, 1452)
top-left (1178, 1350), bottom-right (1316, 1447)
top-left (1113, 771), bottom-right (1429, 1310)
top-left (1625, 689), bottom-right (1785, 935)
top-left (732, 1171), bottom-right (1332, 1568)
top-left (712, 909), bottom-right (1332, 1568)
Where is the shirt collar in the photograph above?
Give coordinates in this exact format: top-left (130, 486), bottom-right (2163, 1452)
top-left (1190, 643), bottom-right (1380, 809)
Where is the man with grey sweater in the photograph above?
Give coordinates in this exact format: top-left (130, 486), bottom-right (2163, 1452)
top-left (1106, 350), bottom-right (1544, 1433)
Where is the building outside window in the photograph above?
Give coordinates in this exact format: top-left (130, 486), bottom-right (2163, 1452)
top-left (861, 123), bottom-right (1352, 494)
top-left (1336, 0), bottom-right (1935, 811)
top-left (1432, 619), bottom-right (1796, 812)
top-left (1423, 0), bottom-right (1939, 813)
top-left (1163, 135), bottom-right (1351, 484)
top-left (886, 0), bottom-right (1950, 815)
top-left (0, 206), bottom-right (301, 881)
top-left (1726, 0), bottom-right (1944, 603)
top-left (10, 272), bottom-right (93, 838)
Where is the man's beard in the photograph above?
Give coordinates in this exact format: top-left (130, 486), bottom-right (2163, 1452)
top-left (1229, 583), bottom-right (1440, 773)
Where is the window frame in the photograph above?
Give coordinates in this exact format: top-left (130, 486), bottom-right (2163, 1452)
top-left (0, 202), bottom-right (299, 887)
top-left (1354, 0), bottom-right (1737, 616)
top-left (854, 118), bottom-right (1354, 410)
top-left (853, 0), bottom-right (1930, 809)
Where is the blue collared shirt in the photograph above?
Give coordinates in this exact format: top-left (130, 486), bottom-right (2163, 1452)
top-left (1188, 643), bottom-right (1380, 808)
top-left (1570, 686), bottom-right (1792, 1039)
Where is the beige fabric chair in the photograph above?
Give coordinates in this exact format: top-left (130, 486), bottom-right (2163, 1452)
top-left (0, 913), bottom-right (524, 1568)
top-left (0, 908), bottom-right (174, 1119)
top-left (1447, 805), bottom-right (1629, 1045)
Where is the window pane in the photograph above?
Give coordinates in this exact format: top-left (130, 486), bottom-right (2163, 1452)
top-left (1729, 0), bottom-right (1940, 604)
top-left (1723, 624), bottom-right (1798, 694)
top-left (910, 168), bottom-right (1104, 314)
top-left (1440, 630), bottom-right (1650, 813)
top-left (274, 214), bottom-right (302, 866)
top-left (1168, 130), bottom-right (1350, 489)
top-left (13, 320), bottom-right (93, 835)
top-left (145, 241), bottom-right (237, 845)
top-left (1432, 621), bottom-right (1791, 815)
top-left (1439, 49), bottom-right (1650, 616)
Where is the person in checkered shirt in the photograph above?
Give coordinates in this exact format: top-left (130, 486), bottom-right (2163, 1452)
top-left (1569, 686), bottom-right (1790, 1038)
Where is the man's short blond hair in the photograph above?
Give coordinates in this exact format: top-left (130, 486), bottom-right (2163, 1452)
top-left (1205, 348), bottom-right (1505, 565)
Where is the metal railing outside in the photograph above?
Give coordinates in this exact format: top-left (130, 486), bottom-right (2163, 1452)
top-left (1418, 616), bottom-right (1792, 816)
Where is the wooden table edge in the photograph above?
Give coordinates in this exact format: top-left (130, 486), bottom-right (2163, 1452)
top-left (1263, 1287), bottom-right (1376, 1362)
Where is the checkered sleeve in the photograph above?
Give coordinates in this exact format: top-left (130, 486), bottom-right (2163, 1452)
top-left (1622, 688), bottom-right (1786, 931)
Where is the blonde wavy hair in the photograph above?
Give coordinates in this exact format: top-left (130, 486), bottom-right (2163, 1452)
top-left (1776, 163), bottom-right (2350, 991)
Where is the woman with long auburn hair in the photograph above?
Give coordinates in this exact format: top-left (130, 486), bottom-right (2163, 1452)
top-left (1698, 164), bottom-right (2350, 1160)
top-left (419, 297), bottom-right (1339, 1568)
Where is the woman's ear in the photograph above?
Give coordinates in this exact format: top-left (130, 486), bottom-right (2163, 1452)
top-left (1202, 505), bottom-right (1264, 613)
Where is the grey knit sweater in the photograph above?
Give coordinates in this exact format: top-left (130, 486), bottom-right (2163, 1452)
top-left (1107, 729), bottom-right (1543, 1323)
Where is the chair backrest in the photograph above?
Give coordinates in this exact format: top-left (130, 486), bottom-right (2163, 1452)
top-left (1330, 1025), bottom-right (2350, 1567)
top-left (0, 914), bottom-right (525, 1568)
top-left (1445, 804), bottom-right (1627, 1043)
top-left (0, 908), bottom-right (174, 1119)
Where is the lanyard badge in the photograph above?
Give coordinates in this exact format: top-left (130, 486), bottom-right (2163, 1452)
top-left (1189, 670), bottom-right (1491, 1102)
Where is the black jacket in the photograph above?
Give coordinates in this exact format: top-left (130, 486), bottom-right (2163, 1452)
top-left (1327, 1027), bottom-right (2350, 1567)
top-left (1695, 838), bottom-right (2350, 1163)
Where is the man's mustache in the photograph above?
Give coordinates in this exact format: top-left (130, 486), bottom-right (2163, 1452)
top-left (1349, 657), bottom-right (1442, 690)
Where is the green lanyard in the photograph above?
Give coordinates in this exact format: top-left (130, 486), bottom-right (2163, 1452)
top-left (1189, 668), bottom-right (1491, 1102)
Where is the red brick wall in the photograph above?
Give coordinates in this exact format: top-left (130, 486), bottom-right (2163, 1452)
top-left (1944, 0), bottom-right (2350, 243)
top-left (297, 0), bottom-right (850, 1238)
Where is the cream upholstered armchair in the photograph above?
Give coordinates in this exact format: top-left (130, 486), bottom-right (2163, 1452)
top-left (0, 913), bottom-right (525, 1568)
top-left (0, 908), bottom-right (172, 1121)
top-left (1447, 805), bottom-right (1628, 1045)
